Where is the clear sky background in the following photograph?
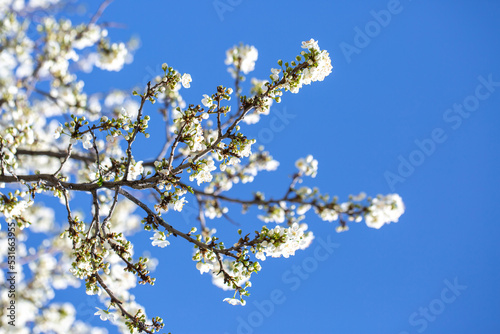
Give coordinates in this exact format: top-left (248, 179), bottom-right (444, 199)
top-left (50, 1), bottom-right (500, 333)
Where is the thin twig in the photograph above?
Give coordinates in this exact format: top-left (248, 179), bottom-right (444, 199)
top-left (90, 0), bottom-right (114, 25)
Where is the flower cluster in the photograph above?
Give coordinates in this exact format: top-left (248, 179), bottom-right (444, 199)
top-left (127, 160), bottom-right (144, 180)
top-left (295, 155), bottom-right (319, 177)
top-left (262, 39), bottom-right (333, 96)
top-left (316, 207), bottom-right (339, 222)
top-left (255, 223), bottom-right (314, 260)
top-left (0, 191), bottom-right (32, 223)
top-left (300, 38), bottom-right (333, 84)
top-left (96, 41), bottom-right (129, 72)
top-left (190, 159), bottom-right (217, 185)
top-left (365, 194), bottom-right (405, 229)
top-left (299, 187), bottom-right (404, 232)
top-left (184, 118), bottom-right (205, 152)
top-left (225, 44), bottom-right (259, 76)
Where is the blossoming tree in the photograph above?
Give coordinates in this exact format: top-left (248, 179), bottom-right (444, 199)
top-left (0, 1), bottom-right (405, 333)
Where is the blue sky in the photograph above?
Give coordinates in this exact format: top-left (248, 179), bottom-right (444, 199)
top-left (54, 1), bottom-right (500, 333)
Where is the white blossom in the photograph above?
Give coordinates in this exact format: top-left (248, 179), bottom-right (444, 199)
top-left (223, 298), bottom-right (246, 306)
top-left (150, 232), bottom-right (170, 248)
top-left (95, 42), bottom-right (128, 71)
top-left (283, 39), bottom-right (332, 94)
top-left (94, 308), bottom-right (115, 322)
top-left (365, 194), bottom-right (405, 229)
top-left (317, 208), bottom-right (339, 222)
top-left (127, 160), bottom-right (143, 180)
top-left (201, 94), bottom-right (213, 107)
top-left (170, 197), bottom-right (187, 212)
top-left (190, 159), bottom-right (217, 185)
top-left (295, 155), bottom-right (318, 177)
top-left (271, 68), bottom-right (281, 81)
top-left (255, 251), bottom-right (266, 261)
top-left (258, 223), bottom-right (314, 259)
top-left (301, 38), bottom-right (320, 51)
top-left (297, 204), bottom-right (311, 215)
top-left (225, 44), bottom-right (258, 75)
top-left (181, 73), bottom-right (192, 88)
top-left (351, 192), bottom-right (367, 201)
top-left (82, 133), bottom-right (93, 150)
top-left (73, 24), bottom-right (101, 49)
top-left (196, 261), bottom-right (214, 274)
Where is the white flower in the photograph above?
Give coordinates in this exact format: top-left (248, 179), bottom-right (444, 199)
top-left (204, 205), bottom-right (228, 219)
top-left (184, 119), bottom-right (205, 151)
top-left (301, 38), bottom-right (320, 51)
top-left (317, 208), bottom-right (339, 222)
top-left (94, 308), bottom-right (115, 322)
top-left (201, 94), bottom-right (213, 107)
top-left (127, 160), bottom-right (143, 180)
top-left (120, 107), bottom-right (131, 118)
top-left (95, 42), bottom-right (128, 72)
top-left (150, 231), bottom-right (170, 248)
top-left (336, 225), bottom-right (349, 233)
top-left (285, 39), bottom-right (332, 94)
top-left (74, 24), bottom-right (101, 49)
top-left (295, 155), bottom-right (318, 177)
top-left (351, 192), bottom-right (367, 202)
top-left (225, 44), bottom-right (258, 74)
top-left (181, 73), bottom-right (192, 88)
top-left (54, 123), bottom-right (63, 139)
top-left (296, 204), bottom-right (311, 215)
top-left (239, 139), bottom-right (255, 158)
top-left (82, 133), bottom-right (93, 150)
top-left (190, 159), bottom-right (217, 185)
top-left (196, 261), bottom-right (214, 274)
top-left (257, 223), bottom-right (314, 259)
top-left (172, 197), bottom-right (187, 212)
top-left (270, 68), bottom-right (281, 81)
top-left (255, 252), bottom-right (266, 261)
top-left (223, 298), bottom-right (246, 306)
top-left (2, 198), bottom-right (32, 222)
top-left (365, 194), bottom-right (405, 229)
